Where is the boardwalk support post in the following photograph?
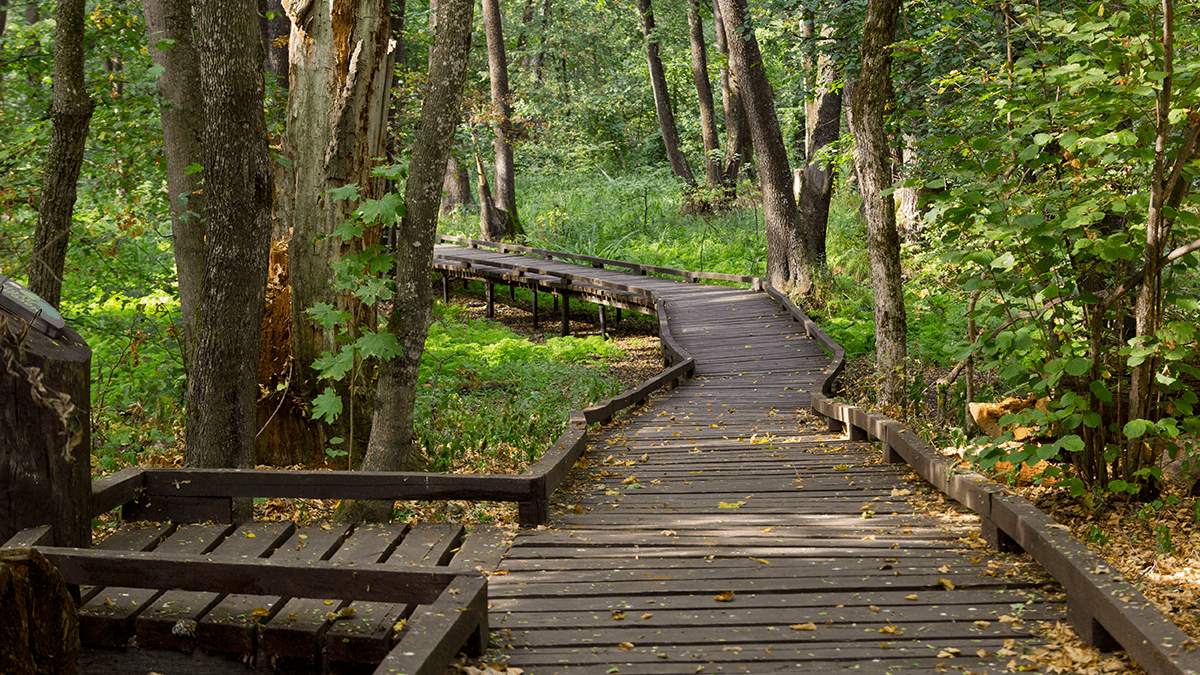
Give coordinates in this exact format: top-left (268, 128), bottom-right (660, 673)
top-left (441, 273), bottom-right (450, 303)
top-left (532, 290), bottom-right (539, 328)
top-left (560, 292), bottom-right (570, 336)
top-left (486, 282), bottom-right (495, 319)
top-left (598, 305), bottom-right (607, 340)
top-left (1067, 602), bottom-right (1119, 651)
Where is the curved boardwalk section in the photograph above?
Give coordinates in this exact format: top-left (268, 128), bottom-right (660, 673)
top-left (435, 243), bottom-right (1066, 674)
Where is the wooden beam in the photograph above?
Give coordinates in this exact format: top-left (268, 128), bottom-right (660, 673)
top-left (39, 547), bottom-right (481, 606)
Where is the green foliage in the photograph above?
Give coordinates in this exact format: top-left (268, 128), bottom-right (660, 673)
top-left (417, 305), bottom-right (626, 470)
top-left (926, 0), bottom-right (1200, 496)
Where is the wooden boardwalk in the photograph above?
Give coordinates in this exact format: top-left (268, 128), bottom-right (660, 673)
top-left (435, 245), bottom-right (1067, 674)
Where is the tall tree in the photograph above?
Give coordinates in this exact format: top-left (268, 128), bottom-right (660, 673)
top-left (342, 0), bottom-right (474, 522)
top-left (795, 19), bottom-right (840, 267)
top-left (687, 0), bottom-right (722, 190)
top-left (286, 0), bottom-right (396, 458)
top-left (637, 0), bottom-right (696, 188)
top-left (716, 0), bottom-right (812, 292)
top-left (712, 0), bottom-right (750, 189)
top-left (27, 0), bottom-right (93, 309)
top-left (187, 0), bottom-right (274, 476)
top-left (482, 0), bottom-right (521, 235)
top-left (851, 0), bottom-right (906, 409)
top-left (143, 0), bottom-right (206, 361)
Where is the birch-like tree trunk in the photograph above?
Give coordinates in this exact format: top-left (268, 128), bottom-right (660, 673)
top-left (716, 0), bottom-right (811, 292)
top-left (342, 0), bottom-right (474, 522)
top-left (851, 0), bottom-right (907, 409)
top-left (143, 0), bottom-right (205, 360)
top-left (187, 0), bottom-right (274, 479)
top-left (637, 0), bottom-right (696, 188)
top-left (27, 0), bottom-right (93, 309)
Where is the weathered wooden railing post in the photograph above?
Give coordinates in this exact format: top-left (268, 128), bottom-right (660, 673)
top-left (1, 275), bottom-right (92, 549)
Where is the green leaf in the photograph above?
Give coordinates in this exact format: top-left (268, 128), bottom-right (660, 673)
top-left (325, 184), bottom-right (360, 202)
top-left (1123, 419), bottom-right (1148, 439)
top-left (184, 162), bottom-right (203, 175)
top-left (305, 303), bottom-right (351, 330)
top-left (312, 387), bottom-right (343, 423)
top-left (357, 193), bottom-right (405, 225)
top-left (355, 331), bottom-right (402, 361)
top-left (312, 349), bottom-right (355, 381)
top-left (1065, 357), bottom-right (1091, 376)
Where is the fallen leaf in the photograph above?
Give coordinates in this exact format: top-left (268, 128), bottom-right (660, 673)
top-left (714, 591), bottom-right (736, 602)
top-left (938, 578), bottom-right (956, 591)
top-left (791, 622), bottom-right (817, 631)
top-left (618, 642), bottom-right (634, 651)
top-left (904, 594), bottom-right (919, 601)
top-left (611, 610), bottom-right (626, 620)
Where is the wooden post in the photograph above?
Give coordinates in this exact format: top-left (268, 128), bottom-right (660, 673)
top-left (0, 547), bottom-right (80, 673)
top-left (485, 282), bottom-right (495, 319)
top-left (560, 292), bottom-right (570, 337)
top-left (598, 305), bottom-right (607, 340)
top-left (531, 290), bottom-right (539, 328)
top-left (1, 311), bottom-right (91, 549)
top-left (441, 273), bottom-right (449, 303)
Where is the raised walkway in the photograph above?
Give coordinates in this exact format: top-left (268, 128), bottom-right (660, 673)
top-left (434, 242), bottom-right (1067, 673)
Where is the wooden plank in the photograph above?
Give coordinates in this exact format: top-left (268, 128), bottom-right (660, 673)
top-left (325, 523), bottom-right (465, 664)
top-left (78, 522), bottom-right (176, 605)
top-left (89, 467), bottom-right (145, 515)
top-left (373, 575), bottom-right (488, 675)
top-left (137, 468), bottom-right (536, 502)
top-left (260, 523), bottom-right (408, 661)
top-left (76, 523), bottom-right (232, 648)
top-left (450, 524), bottom-right (512, 572)
top-left (194, 523), bottom-right (351, 657)
top-left (135, 521), bottom-right (295, 651)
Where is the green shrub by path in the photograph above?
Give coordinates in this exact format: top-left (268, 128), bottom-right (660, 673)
top-left (416, 304), bottom-right (627, 471)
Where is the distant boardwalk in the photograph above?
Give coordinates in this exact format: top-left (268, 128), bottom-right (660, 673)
top-left (435, 243), bottom-right (1065, 673)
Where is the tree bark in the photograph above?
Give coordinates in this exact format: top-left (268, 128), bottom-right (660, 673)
top-left (286, 0), bottom-right (396, 460)
top-left (795, 21), bottom-right (840, 267)
top-left (687, 0), bottom-right (722, 191)
top-left (851, 0), bottom-right (907, 409)
top-left (143, 0), bottom-right (206, 362)
top-left (187, 0), bottom-right (274, 480)
top-left (27, 0), bottom-right (93, 310)
top-left (637, 0), bottom-right (696, 188)
top-left (343, 0), bottom-right (474, 522)
top-left (712, 0), bottom-right (749, 189)
top-left (482, 0), bottom-right (521, 236)
top-left (716, 0), bottom-right (811, 292)
top-left (440, 155), bottom-right (474, 216)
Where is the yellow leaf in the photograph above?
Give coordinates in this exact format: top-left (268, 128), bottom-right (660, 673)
top-left (938, 578), bottom-right (956, 591)
top-left (791, 622), bottom-right (817, 631)
top-left (714, 591), bottom-right (735, 602)
top-left (611, 610), bottom-right (626, 620)
top-left (641, 613), bottom-right (653, 620)
top-left (245, 532), bottom-right (256, 538)
top-left (878, 625), bottom-right (903, 635)
top-left (619, 642), bottom-right (635, 650)
top-left (904, 594), bottom-right (919, 601)
top-left (393, 618), bottom-right (407, 633)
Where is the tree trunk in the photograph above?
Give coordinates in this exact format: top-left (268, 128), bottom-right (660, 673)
top-left (637, 0), bottom-right (696, 188)
top-left (794, 21), bottom-right (840, 268)
top-left (27, 0), bottom-right (93, 310)
top-left (716, 0), bottom-right (811, 292)
top-left (187, 0), bottom-right (274, 481)
top-left (687, 0), bottom-right (722, 191)
top-left (476, 154), bottom-right (509, 241)
top-left (143, 0), bottom-right (206, 363)
top-left (258, 0), bottom-right (289, 83)
top-left (285, 0), bottom-right (396, 461)
top-left (342, 0), bottom-right (474, 522)
top-left (440, 155), bottom-right (474, 216)
top-left (712, 0), bottom-right (749, 189)
top-left (482, 0), bottom-right (521, 236)
top-left (851, 0), bottom-right (907, 410)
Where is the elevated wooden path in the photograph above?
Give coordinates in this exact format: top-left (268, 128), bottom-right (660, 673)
top-left (433, 242), bottom-right (1068, 673)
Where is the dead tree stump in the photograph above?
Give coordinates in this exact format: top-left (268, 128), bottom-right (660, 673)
top-left (0, 547), bottom-right (80, 674)
top-left (0, 307), bottom-right (92, 548)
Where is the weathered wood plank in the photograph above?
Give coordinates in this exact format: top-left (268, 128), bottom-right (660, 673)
top-left (134, 521), bottom-right (295, 651)
top-left (75, 523), bottom-right (233, 648)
